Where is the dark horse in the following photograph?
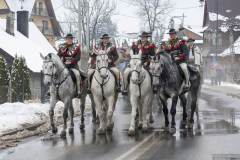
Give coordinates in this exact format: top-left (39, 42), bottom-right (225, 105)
top-left (149, 53), bottom-right (201, 131)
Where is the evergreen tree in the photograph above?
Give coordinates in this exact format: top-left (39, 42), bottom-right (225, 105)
top-left (0, 56), bottom-right (9, 104)
top-left (11, 56), bottom-right (31, 102)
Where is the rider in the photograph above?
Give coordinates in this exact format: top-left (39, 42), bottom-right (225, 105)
top-left (88, 34), bottom-right (121, 92)
top-left (122, 31), bottom-right (156, 94)
top-left (57, 33), bottom-right (82, 97)
top-left (164, 28), bottom-right (190, 90)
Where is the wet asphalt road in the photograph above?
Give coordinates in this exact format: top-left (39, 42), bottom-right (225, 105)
top-left (1, 88), bottom-right (240, 160)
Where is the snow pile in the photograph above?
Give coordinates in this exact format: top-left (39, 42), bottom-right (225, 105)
top-left (0, 99), bottom-right (92, 136)
top-left (0, 103), bottom-right (49, 135)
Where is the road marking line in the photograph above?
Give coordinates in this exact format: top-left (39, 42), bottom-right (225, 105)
top-left (114, 133), bottom-right (154, 160)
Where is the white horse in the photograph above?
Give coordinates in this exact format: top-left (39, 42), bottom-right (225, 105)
top-left (91, 49), bottom-right (118, 135)
top-left (128, 51), bottom-right (153, 136)
top-left (41, 53), bottom-right (90, 138)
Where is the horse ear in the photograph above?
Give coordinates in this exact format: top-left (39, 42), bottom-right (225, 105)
top-left (40, 53), bottom-right (45, 60)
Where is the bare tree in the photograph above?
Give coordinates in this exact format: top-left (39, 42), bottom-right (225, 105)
top-left (62, 0), bottom-right (117, 46)
top-left (133, 0), bottom-right (172, 32)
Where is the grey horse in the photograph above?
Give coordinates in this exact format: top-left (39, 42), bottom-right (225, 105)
top-left (41, 53), bottom-right (96, 138)
top-left (149, 53), bottom-right (201, 131)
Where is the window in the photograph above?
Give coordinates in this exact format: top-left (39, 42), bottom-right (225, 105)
top-left (42, 20), bottom-right (48, 33)
top-left (33, 4), bottom-right (37, 15)
top-left (38, 2), bottom-right (43, 15)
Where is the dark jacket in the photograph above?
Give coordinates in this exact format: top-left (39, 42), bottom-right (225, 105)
top-left (164, 38), bottom-right (189, 63)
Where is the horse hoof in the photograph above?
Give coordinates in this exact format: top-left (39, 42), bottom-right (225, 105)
top-left (69, 127), bottom-right (74, 134)
top-left (60, 130), bottom-right (66, 139)
top-left (180, 121), bottom-right (187, 129)
top-left (188, 123), bottom-right (194, 130)
top-left (142, 127), bottom-right (149, 133)
top-left (79, 124), bottom-right (85, 130)
top-left (128, 128), bottom-right (135, 136)
top-left (107, 123), bottom-right (114, 131)
top-left (149, 117), bottom-right (154, 124)
top-left (170, 127), bottom-right (176, 134)
top-left (97, 128), bottom-right (106, 135)
top-left (52, 127), bottom-right (58, 134)
top-left (138, 123), bottom-right (143, 129)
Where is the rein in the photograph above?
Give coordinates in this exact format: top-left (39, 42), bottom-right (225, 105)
top-left (93, 68), bottom-right (111, 101)
top-left (130, 68), bottom-right (146, 98)
top-left (44, 60), bottom-right (70, 99)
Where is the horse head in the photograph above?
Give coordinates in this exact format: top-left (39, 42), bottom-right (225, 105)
top-left (95, 49), bottom-right (109, 79)
top-left (40, 53), bottom-right (65, 86)
top-left (129, 49), bottom-right (143, 84)
top-left (149, 54), bottom-right (163, 87)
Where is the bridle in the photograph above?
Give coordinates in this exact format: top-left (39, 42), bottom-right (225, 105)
top-left (43, 59), bottom-right (69, 99)
top-left (96, 53), bottom-right (109, 79)
top-left (130, 57), bottom-right (147, 98)
top-left (93, 52), bottom-right (111, 101)
top-left (150, 60), bottom-right (162, 79)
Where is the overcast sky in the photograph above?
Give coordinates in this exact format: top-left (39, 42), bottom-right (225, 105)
top-left (52, 0), bottom-right (204, 34)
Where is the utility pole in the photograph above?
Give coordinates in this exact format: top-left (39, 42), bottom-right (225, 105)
top-left (78, 0), bottom-right (82, 44)
top-left (86, 0), bottom-right (90, 49)
top-left (215, 0), bottom-right (219, 59)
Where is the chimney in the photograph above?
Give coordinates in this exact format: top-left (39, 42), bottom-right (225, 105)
top-left (6, 12), bottom-right (15, 36)
top-left (17, 10), bottom-right (29, 37)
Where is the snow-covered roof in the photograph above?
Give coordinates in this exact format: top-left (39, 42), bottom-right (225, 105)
top-left (220, 37), bottom-right (240, 57)
top-left (5, 0), bottom-right (35, 13)
top-left (0, 19), bottom-right (56, 72)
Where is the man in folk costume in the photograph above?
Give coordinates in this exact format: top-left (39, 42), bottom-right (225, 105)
top-left (88, 34), bottom-right (121, 92)
top-left (164, 28), bottom-right (190, 90)
top-left (187, 38), bottom-right (203, 69)
top-left (122, 31), bottom-right (156, 94)
top-left (57, 33), bottom-right (83, 97)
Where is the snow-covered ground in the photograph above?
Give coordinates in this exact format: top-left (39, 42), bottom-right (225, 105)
top-left (204, 79), bottom-right (240, 89)
top-left (0, 103), bottom-right (48, 136)
top-left (0, 97), bottom-right (92, 138)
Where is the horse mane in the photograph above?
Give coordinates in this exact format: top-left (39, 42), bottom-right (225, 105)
top-left (160, 53), bottom-right (178, 85)
top-left (47, 53), bottom-right (65, 69)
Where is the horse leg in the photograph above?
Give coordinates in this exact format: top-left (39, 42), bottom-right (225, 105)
top-left (170, 96), bottom-right (178, 130)
top-left (94, 97), bottom-right (106, 135)
top-left (149, 94), bottom-right (154, 124)
top-left (60, 99), bottom-right (70, 139)
top-left (80, 95), bottom-right (86, 130)
top-left (106, 96), bottom-right (115, 131)
top-left (160, 95), bottom-right (169, 128)
top-left (179, 94), bottom-right (187, 129)
top-left (188, 95), bottom-right (197, 129)
top-left (68, 99), bottom-right (74, 134)
top-left (142, 95), bottom-right (152, 133)
top-left (138, 99), bottom-right (143, 129)
top-left (89, 94), bottom-right (97, 123)
top-left (128, 96), bottom-right (138, 136)
top-left (49, 95), bottom-right (57, 134)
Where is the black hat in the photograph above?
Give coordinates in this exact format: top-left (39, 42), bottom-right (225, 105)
top-left (139, 31), bottom-right (151, 38)
top-left (167, 28), bottom-right (177, 34)
top-left (187, 38), bottom-right (195, 42)
top-left (100, 34), bottom-right (111, 39)
top-left (65, 33), bottom-right (74, 38)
